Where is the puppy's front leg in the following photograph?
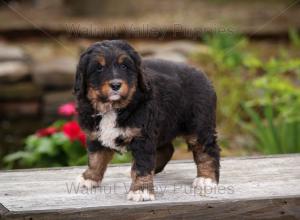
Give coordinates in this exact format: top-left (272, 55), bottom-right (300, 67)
top-left (127, 138), bottom-right (155, 201)
top-left (77, 140), bottom-right (114, 189)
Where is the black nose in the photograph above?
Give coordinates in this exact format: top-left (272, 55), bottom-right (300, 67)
top-left (109, 82), bottom-right (122, 91)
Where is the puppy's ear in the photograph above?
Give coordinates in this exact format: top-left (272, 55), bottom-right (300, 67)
top-left (126, 44), bottom-right (150, 93)
top-left (73, 53), bottom-right (88, 99)
top-left (137, 58), bottom-right (151, 93)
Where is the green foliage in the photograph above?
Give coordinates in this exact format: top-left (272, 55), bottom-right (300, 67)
top-left (112, 152), bottom-right (132, 164)
top-left (4, 130), bottom-right (132, 168)
top-left (243, 55), bottom-right (300, 154)
top-left (193, 32), bottom-right (300, 154)
top-left (243, 105), bottom-right (300, 154)
top-left (249, 72), bottom-right (300, 122)
top-left (194, 33), bottom-right (253, 140)
top-left (289, 28), bottom-right (300, 48)
top-left (203, 33), bottom-right (248, 71)
top-left (3, 101), bottom-right (132, 169)
top-left (4, 133), bottom-right (87, 168)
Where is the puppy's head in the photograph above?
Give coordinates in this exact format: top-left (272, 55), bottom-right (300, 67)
top-left (74, 40), bottom-right (149, 112)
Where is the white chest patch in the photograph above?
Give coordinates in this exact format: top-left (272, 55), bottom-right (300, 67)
top-left (97, 111), bottom-right (140, 153)
top-left (97, 111), bottom-right (124, 152)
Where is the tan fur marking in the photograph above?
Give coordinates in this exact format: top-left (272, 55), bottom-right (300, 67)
top-left (192, 144), bottom-right (217, 182)
top-left (130, 161), bottom-right (154, 192)
top-left (87, 87), bottom-right (113, 114)
top-left (119, 81), bottom-right (129, 97)
top-left (100, 81), bottom-right (111, 98)
top-left (131, 163), bottom-right (137, 181)
top-left (112, 84), bottom-right (136, 109)
top-left (98, 55), bottom-right (106, 66)
top-left (185, 135), bottom-right (198, 145)
top-left (82, 149), bottom-right (114, 182)
top-left (87, 87), bottom-right (99, 101)
top-left (85, 130), bottom-right (98, 140)
top-left (87, 78), bottom-right (136, 114)
top-left (124, 127), bottom-right (141, 143)
top-left (117, 54), bottom-right (128, 64)
top-left (130, 172), bottom-right (154, 193)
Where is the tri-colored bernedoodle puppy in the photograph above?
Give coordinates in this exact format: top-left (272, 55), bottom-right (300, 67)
top-left (74, 40), bottom-right (220, 202)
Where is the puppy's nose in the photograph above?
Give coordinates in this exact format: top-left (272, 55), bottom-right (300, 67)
top-left (109, 81), bottom-right (122, 91)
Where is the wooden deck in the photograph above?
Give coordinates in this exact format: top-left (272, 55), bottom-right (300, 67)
top-left (1, 154), bottom-right (300, 220)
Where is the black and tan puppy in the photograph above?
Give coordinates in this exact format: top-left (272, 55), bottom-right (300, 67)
top-left (74, 40), bottom-right (220, 201)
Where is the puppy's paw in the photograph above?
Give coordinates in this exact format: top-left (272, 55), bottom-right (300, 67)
top-left (76, 174), bottom-right (100, 189)
top-left (127, 189), bottom-right (155, 202)
top-left (192, 177), bottom-right (217, 189)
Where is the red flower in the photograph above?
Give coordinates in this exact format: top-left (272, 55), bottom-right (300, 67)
top-left (63, 121), bottom-right (86, 147)
top-left (78, 132), bottom-right (86, 147)
top-left (36, 127), bottom-right (57, 137)
top-left (58, 102), bottom-right (76, 116)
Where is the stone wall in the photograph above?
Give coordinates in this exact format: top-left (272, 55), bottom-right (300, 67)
top-left (0, 44), bottom-right (76, 119)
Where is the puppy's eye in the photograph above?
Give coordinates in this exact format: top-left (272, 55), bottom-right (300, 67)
top-left (120, 64), bottom-right (127, 70)
top-left (97, 65), bottom-right (103, 73)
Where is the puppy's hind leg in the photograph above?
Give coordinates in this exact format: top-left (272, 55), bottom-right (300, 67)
top-left (155, 142), bottom-right (174, 174)
top-left (186, 133), bottom-right (220, 189)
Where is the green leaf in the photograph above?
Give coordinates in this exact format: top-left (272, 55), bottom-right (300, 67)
top-left (36, 137), bottom-right (56, 156)
top-left (3, 151), bottom-right (32, 163)
top-left (289, 28), bottom-right (300, 47)
top-left (24, 135), bottom-right (40, 151)
top-left (51, 120), bottom-right (67, 129)
top-left (51, 132), bottom-right (69, 146)
top-left (264, 106), bottom-right (281, 153)
top-left (61, 140), bottom-right (86, 165)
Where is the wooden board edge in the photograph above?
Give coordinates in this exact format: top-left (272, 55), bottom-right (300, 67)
top-left (3, 196), bottom-right (300, 220)
top-left (0, 203), bottom-right (10, 218)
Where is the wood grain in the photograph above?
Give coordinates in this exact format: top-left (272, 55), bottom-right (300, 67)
top-left (0, 154), bottom-right (300, 219)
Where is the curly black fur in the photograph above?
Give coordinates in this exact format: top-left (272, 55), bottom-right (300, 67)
top-left (74, 40), bottom-right (220, 180)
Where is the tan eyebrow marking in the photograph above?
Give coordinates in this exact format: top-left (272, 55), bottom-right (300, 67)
top-left (118, 54), bottom-right (129, 64)
top-left (98, 55), bottom-right (106, 66)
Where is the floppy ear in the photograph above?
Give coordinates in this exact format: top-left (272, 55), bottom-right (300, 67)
top-left (73, 53), bottom-right (88, 99)
top-left (136, 60), bottom-right (150, 94)
top-left (74, 66), bottom-right (83, 98)
top-left (127, 46), bottom-right (150, 93)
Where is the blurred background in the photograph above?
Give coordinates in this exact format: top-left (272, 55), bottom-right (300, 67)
top-left (0, 0), bottom-right (299, 169)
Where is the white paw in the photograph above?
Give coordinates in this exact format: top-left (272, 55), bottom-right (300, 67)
top-left (127, 189), bottom-right (155, 202)
top-left (76, 174), bottom-right (100, 189)
top-left (192, 177), bottom-right (217, 189)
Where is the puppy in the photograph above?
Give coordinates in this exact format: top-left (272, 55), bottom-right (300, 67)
top-left (74, 40), bottom-right (220, 201)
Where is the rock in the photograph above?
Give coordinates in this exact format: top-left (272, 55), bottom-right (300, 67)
top-left (0, 82), bottom-right (42, 101)
top-left (160, 41), bottom-right (203, 56)
top-left (32, 57), bottom-right (77, 89)
top-left (43, 90), bottom-right (74, 116)
top-left (149, 51), bottom-right (187, 63)
top-left (0, 45), bottom-right (30, 62)
top-left (0, 61), bottom-right (30, 83)
top-left (136, 40), bottom-right (206, 57)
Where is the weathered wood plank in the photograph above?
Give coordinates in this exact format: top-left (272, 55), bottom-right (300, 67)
top-left (0, 154), bottom-right (300, 220)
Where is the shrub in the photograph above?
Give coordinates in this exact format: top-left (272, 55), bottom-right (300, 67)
top-left (193, 33), bottom-right (300, 154)
top-left (4, 102), bottom-right (132, 169)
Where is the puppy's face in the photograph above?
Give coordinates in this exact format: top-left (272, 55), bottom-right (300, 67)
top-left (87, 51), bottom-right (137, 104)
top-left (75, 40), bottom-right (144, 112)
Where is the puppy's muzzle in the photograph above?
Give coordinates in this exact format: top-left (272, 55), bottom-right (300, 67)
top-left (108, 79), bottom-right (124, 101)
top-left (109, 80), bottom-right (122, 91)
